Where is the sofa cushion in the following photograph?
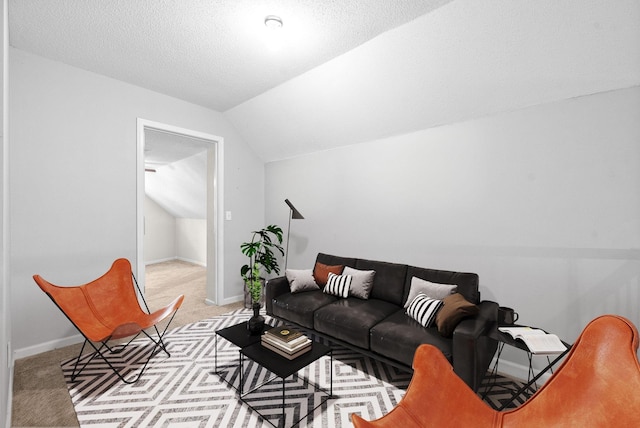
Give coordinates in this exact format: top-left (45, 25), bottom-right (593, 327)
top-left (370, 309), bottom-right (454, 366)
top-left (285, 269), bottom-right (319, 293)
top-left (404, 266), bottom-right (479, 305)
top-left (323, 272), bottom-right (351, 298)
top-left (435, 293), bottom-right (480, 337)
top-left (343, 266), bottom-right (375, 299)
top-left (271, 290), bottom-right (337, 329)
top-left (314, 298), bottom-right (399, 349)
top-left (355, 259), bottom-right (408, 306)
top-left (404, 277), bottom-right (457, 308)
top-left (313, 263), bottom-right (343, 286)
top-left (406, 294), bottom-right (443, 328)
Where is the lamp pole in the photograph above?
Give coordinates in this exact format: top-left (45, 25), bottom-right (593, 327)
top-left (284, 199), bottom-right (304, 270)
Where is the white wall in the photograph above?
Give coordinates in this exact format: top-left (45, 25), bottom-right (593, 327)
top-left (145, 150), bottom-right (208, 219)
top-left (144, 195), bottom-right (176, 263)
top-left (1, 0), bottom-right (10, 424)
top-left (176, 218), bottom-right (206, 265)
top-left (9, 48), bottom-right (263, 357)
top-left (144, 196), bottom-right (207, 266)
top-left (266, 87), bottom-right (640, 372)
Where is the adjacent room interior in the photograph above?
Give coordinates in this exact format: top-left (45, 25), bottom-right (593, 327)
top-left (143, 127), bottom-right (209, 304)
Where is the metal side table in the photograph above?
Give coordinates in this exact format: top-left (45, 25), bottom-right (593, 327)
top-left (483, 323), bottom-right (572, 410)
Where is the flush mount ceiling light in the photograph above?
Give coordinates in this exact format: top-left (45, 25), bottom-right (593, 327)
top-left (264, 15), bottom-right (283, 29)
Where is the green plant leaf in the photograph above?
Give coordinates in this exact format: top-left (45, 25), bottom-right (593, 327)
top-left (240, 224), bottom-right (285, 282)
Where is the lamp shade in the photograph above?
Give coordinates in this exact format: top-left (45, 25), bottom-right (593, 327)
top-left (285, 199), bottom-right (304, 219)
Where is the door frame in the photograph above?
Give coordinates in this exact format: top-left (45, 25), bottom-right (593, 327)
top-left (136, 118), bottom-right (224, 305)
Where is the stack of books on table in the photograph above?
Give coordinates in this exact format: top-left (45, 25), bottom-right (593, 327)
top-left (261, 326), bottom-right (312, 360)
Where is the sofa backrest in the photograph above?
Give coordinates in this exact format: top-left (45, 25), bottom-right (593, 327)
top-left (354, 259), bottom-right (408, 306)
top-left (404, 266), bottom-right (480, 304)
top-left (315, 253), bottom-right (480, 307)
top-left (316, 253), bottom-right (357, 269)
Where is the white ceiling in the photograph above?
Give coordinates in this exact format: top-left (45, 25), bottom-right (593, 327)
top-left (8, 0), bottom-right (640, 165)
top-left (8, 0), bottom-right (451, 112)
top-left (226, 0), bottom-right (640, 161)
top-left (144, 129), bottom-right (210, 169)
top-left (9, 0), bottom-right (640, 162)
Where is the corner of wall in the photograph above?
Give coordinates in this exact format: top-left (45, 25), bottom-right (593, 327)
top-left (1, 0), bottom-right (11, 424)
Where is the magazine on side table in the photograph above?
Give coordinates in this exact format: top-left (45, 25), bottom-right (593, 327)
top-left (498, 326), bottom-right (567, 355)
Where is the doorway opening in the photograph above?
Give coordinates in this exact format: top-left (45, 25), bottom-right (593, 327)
top-left (136, 118), bottom-right (224, 305)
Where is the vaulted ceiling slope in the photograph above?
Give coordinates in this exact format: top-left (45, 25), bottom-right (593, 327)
top-left (9, 1), bottom-right (640, 164)
top-left (226, 0), bottom-right (640, 162)
top-left (8, 0), bottom-right (450, 111)
top-left (144, 129), bottom-right (210, 219)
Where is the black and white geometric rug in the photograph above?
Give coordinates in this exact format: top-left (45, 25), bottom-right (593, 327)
top-left (61, 309), bottom-right (530, 427)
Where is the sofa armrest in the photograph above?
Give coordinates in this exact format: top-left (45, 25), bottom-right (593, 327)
top-left (452, 300), bottom-right (499, 391)
top-left (265, 276), bottom-right (289, 315)
top-left (455, 300), bottom-right (497, 339)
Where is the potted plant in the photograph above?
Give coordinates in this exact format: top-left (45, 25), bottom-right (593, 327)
top-left (240, 224), bottom-right (284, 334)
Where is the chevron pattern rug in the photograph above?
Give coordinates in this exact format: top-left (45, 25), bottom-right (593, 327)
top-left (61, 308), bottom-right (530, 427)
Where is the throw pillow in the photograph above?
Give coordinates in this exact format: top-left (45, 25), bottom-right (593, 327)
top-left (343, 266), bottom-right (375, 299)
top-left (406, 293), bottom-right (443, 328)
top-left (285, 269), bottom-right (319, 293)
top-left (404, 277), bottom-right (457, 308)
top-left (435, 293), bottom-right (480, 337)
top-left (313, 262), bottom-right (344, 286)
top-left (323, 272), bottom-right (352, 298)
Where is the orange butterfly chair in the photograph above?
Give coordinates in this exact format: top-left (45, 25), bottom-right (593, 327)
top-left (34, 258), bottom-right (184, 384)
top-left (352, 315), bottom-right (640, 428)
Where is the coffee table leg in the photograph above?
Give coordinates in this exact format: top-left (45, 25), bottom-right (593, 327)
top-left (239, 351), bottom-right (243, 395)
top-left (330, 350), bottom-right (333, 397)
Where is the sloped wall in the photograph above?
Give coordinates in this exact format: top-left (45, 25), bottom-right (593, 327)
top-left (265, 87), bottom-right (640, 374)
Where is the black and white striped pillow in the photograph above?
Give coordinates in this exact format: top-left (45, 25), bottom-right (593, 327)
top-left (406, 293), bottom-right (443, 327)
top-left (323, 272), bottom-right (352, 298)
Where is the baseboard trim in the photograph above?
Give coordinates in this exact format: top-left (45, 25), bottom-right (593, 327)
top-left (491, 356), bottom-right (553, 384)
top-left (5, 366), bottom-right (12, 428)
top-left (13, 334), bottom-right (83, 361)
top-left (203, 295), bottom-right (243, 306)
top-left (176, 257), bottom-right (206, 267)
top-left (145, 257), bottom-right (176, 265)
top-left (145, 257), bottom-right (207, 267)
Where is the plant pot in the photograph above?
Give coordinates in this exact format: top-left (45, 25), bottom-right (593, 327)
top-left (247, 302), bottom-right (265, 335)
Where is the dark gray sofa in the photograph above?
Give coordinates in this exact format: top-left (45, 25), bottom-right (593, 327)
top-left (265, 253), bottom-right (498, 392)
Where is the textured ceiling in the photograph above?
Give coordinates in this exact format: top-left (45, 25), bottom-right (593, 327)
top-left (144, 129), bottom-right (210, 169)
top-left (8, 0), bottom-right (452, 111)
top-left (8, 0), bottom-right (640, 167)
top-left (226, 0), bottom-right (640, 162)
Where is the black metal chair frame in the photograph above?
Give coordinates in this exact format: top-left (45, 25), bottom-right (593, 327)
top-left (45, 273), bottom-right (179, 384)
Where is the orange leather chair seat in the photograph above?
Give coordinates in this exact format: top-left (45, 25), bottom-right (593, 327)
top-left (34, 258), bottom-right (184, 383)
top-left (352, 315), bottom-right (640, 427)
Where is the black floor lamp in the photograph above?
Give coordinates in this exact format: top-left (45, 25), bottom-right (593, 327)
top-left (284, 199), bottom-right (304, 270)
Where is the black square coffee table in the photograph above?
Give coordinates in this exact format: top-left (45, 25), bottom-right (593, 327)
top-left (214, 321), bottom-right (265, 391)
top-left (240, 340), bottom-right (333, 428)
top-left (215, 321), bottom-right (333, 427)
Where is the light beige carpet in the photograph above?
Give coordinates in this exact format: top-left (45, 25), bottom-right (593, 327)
top-left (11, 259), bottom-right (243, 428)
